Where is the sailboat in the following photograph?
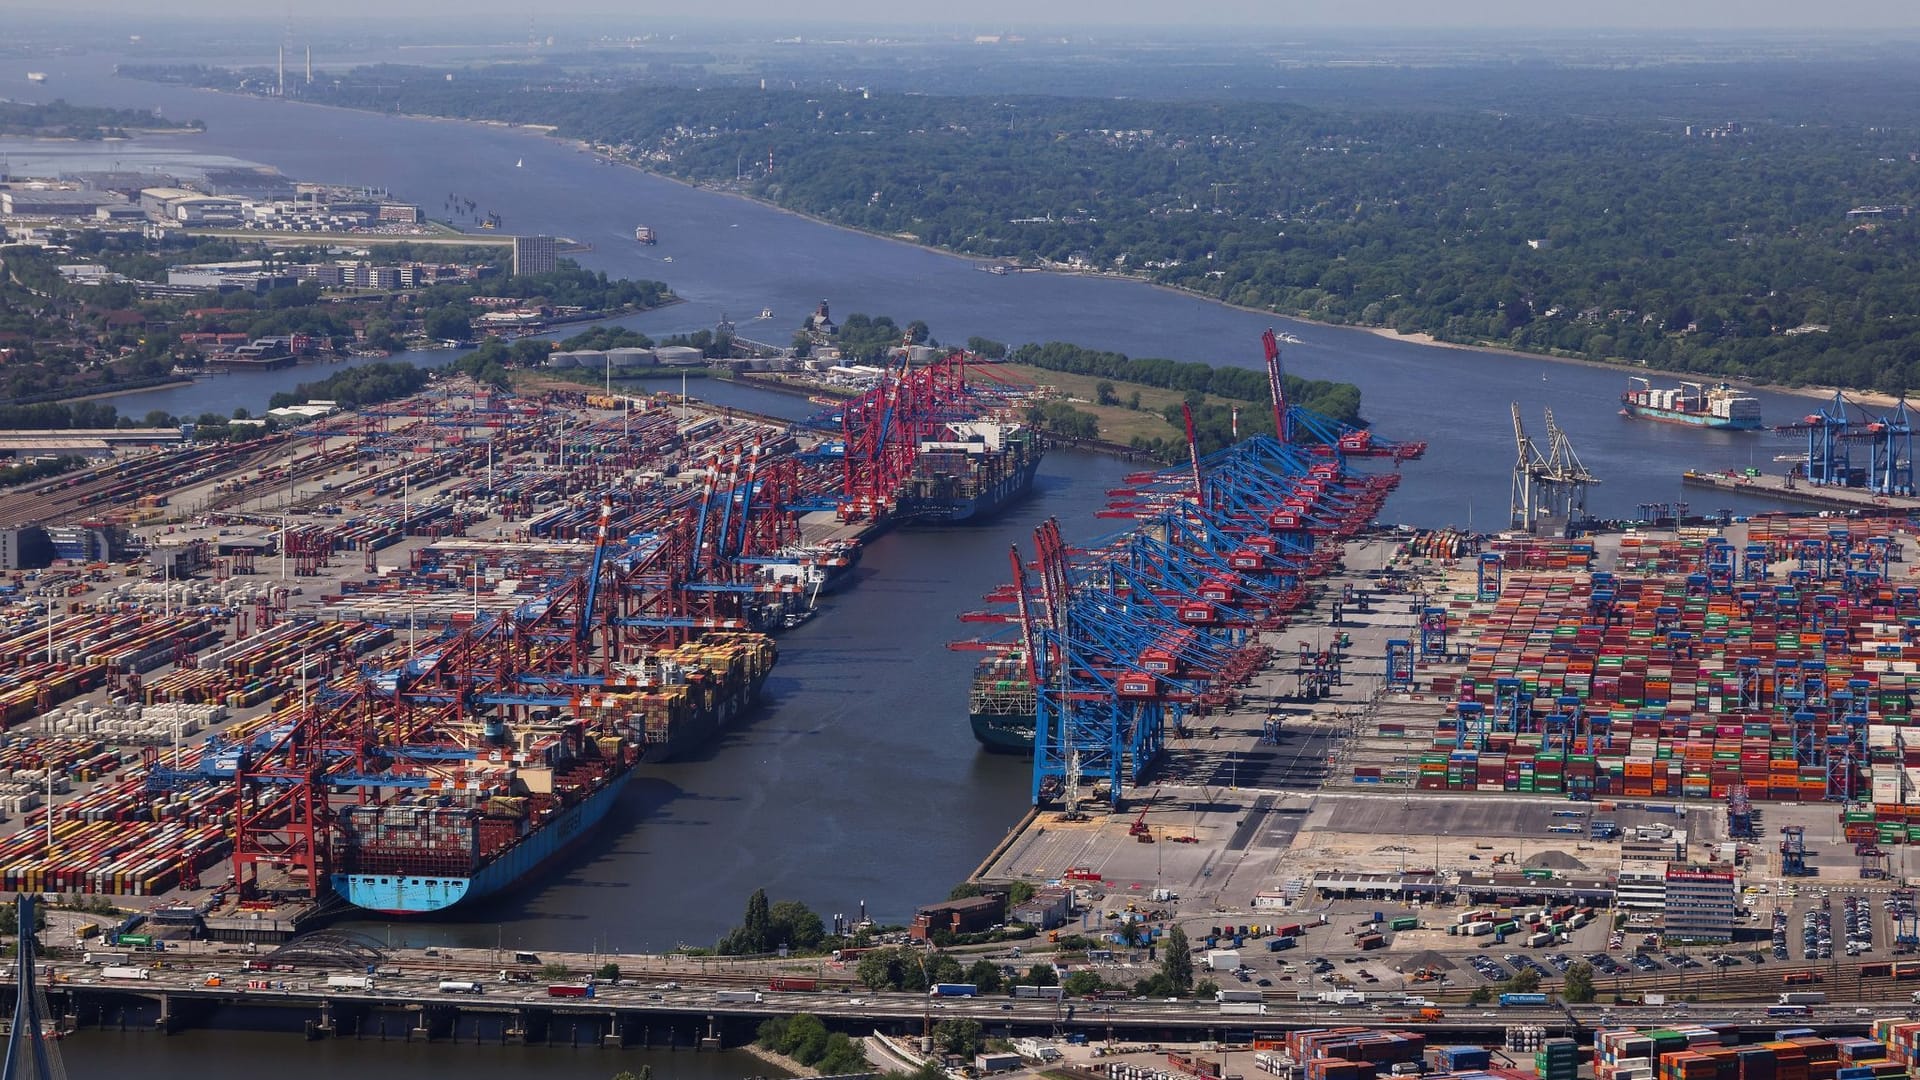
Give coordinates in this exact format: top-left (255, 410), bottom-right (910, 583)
top-left (515, 158), bottom-right (523, 168)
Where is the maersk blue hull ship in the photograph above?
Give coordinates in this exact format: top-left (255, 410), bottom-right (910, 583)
top-left (330, 726), bottom-right (629, 910)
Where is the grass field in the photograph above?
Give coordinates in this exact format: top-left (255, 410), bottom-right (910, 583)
top-left (999, 363), bottom-right (1247, 446)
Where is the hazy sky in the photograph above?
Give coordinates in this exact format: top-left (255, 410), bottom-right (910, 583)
top-left (24, 0), bottom-right (1920, 29)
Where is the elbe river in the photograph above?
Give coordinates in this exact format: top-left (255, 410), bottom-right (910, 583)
top-left (0, 53), bottom-right (1840, 1071)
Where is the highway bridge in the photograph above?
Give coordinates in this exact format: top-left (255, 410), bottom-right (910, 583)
top-left (20, 961), bottom-right (1915, 1046)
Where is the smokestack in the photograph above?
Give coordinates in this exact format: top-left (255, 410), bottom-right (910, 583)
top-left (305, 45), bottom-right (312, 85)
top-left (277, 45), bottom-right (284, 96)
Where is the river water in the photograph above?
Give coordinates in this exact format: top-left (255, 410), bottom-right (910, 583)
top-left (0, 44), bottom-right (1846, 984)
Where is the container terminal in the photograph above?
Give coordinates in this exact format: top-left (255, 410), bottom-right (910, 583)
top-left (0, 346), bottom-right (1045, 931)
top-left (1680, 391), bottom-right (1919, 513)
top-left (14, 337), bottom-right (1920, 1061)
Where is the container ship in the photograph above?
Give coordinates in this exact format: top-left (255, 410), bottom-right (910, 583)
top-left (898, 421), bottom-right (1042, 524)
top-left (968, 652), bottom-right (1036, 754)
top-left (332, 722), bottom-right (634, 915)
top-left (1620, 377), bottom-right (1762, 430)
top-left (332, 631), bottom-right (776, 914)
top-left (625, 632), bottom-right (777, 762)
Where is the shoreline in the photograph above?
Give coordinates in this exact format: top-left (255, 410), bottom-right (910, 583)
top-left (736, 1041), bottom-right (807, 1077)
top-left (163, 83), bottom-right (1897, 409)
top-left (47, 379), bottom-right (196, 406)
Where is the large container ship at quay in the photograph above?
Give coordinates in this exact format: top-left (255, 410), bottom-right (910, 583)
top-left (968, 651), bottom-right (1037, 753)
top-left (1620, 376), bottom-right (1762, 430)
top-left (897, 421), bottom-right (1042, 524)
top-left (332, 632), bottom-right (775, 915)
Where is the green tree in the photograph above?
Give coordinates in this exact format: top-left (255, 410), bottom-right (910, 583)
top-left (1469, 985), bottom-right (1492, 1004)
top-left (1502, 967), bottom-right (1542, 995)
top-left (1007, 881), bottom-right (1036, 906)
top-left (595, 962), bottom-right (622, 984)
top-left (932, 1018), bottom-right (983, 1058)
top-left (856, 948), bottom-right (903, 991)
top-left (1562, 961), bottom-right (1595, 1003)
top-left (423, 306), bottom-right (472, 342)
top-left (1062, 970), bottom-right (1105, 997)
top-left (1018, 963), bottom-right (1058, 987)
top-left (1160, 926), bottom-right (1193, 993)
top-left (768, 899), bottom-right (826, 951)
top-left (539, 962), bottom-right (571, 981)
top-left (780, 1012), bottom-right (830, 1065)
top-left (1194, 978), bottom-right (1219, 1001)
top-left (741, 888), bottom-right (772, 953)
top-left (1095, 379), bottom-right (1118, 406)
top-left (815, 1032), bottom-right (869, 1074)
top-left (966, 958), bottom-right (1005, 994)
top-left (947, 882), bottom-right (984, 900)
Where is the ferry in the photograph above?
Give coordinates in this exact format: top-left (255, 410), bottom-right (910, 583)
top-left (26, 73), bottom-right (47, 83)
top-left (634, 225), bottom-right (656, 244)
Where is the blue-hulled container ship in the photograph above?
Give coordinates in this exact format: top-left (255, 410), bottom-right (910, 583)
top-left (332, 723), bottom-right (633, 915)
top-left (1620, 377), bottom-right (1762, 430)
top-left (332, 632), bottom-right (777, 915)
top-left (898, 421), bottom-right (1042, 524)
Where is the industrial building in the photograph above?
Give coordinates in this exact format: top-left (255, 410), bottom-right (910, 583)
top-left (0, 188), bottom-right (127, 217)
top-left (513, 234), bottom-right (558, 276)
top-left (1010, 884), bottom-right (1073, 930)
top-left (910, 895), bottom-right (1005, 940)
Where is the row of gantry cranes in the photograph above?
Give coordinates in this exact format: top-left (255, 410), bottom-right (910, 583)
top-left (182, 350), bottom-right (1041, 903)
top-left (959, 329), bottom-right (1430, 811)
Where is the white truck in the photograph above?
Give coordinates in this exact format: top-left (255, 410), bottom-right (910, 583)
top-left (1318, 991), bottom-right (1366, 1006)
top-left (1206, 950), bottom-right (1242, 971)
top-left (1219, 1001), bottom-right (1269, 1016)
top-left (715, 990), bottom-right (764, 1004)
top-left (99, 966), bottom-right (149, 981)
top-left (326, 975), bottom-right (374, 990)
top-left (438, 981), bottom-right (484, 994)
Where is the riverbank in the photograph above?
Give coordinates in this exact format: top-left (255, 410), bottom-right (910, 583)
top-left (47, 378), bottom-right (197, 406)
top-left (1354, 326), bottom-right (1905, 410)
top-left (736, 1042), bottom-right (807, 1078)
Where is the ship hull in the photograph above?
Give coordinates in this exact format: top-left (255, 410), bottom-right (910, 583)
top-left (904, 455), bottom-right (1042, 524)
top-left (970, 711), bottom-right (1035, 754)
top-left (331, 769), bottom-right (633, 916)
top-left (1621, 403), bottom-right (1762, 431)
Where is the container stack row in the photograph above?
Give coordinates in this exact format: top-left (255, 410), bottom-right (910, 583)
top-left (1405, 519), bottom-right (1920, 805)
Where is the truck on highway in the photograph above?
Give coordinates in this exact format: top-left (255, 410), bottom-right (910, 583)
top-left (1498, 993), bottom-right (1549, 1007)
top-left (325, 975), bottom-right (374, 990)
top-left (1318, 991), bottom-right (1366, 1006)
top-left (768, 977), bottom-right (818, 992)
top-left (1778, 992), bottom-right (1828, 1005)
top-left (1013, 985), bottom-right (1065, 1000)
top-left (930, 983), bottom-right (979, 997)
top-left (1219, 1002), bottom-right (1268, 1016)
top-left (99, 967), bottom-right (149, 981)
top-left (548, 984), bottom-right (597, 999)
top-left (714, 990), bottom-right (763, 1004)
top-left (1217, 989), bottom-right (1264, 1003)
top-left (438, 981), bottom-right (484, 994)
top-left (1417, 1007), bottom-right (1446, 1021)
